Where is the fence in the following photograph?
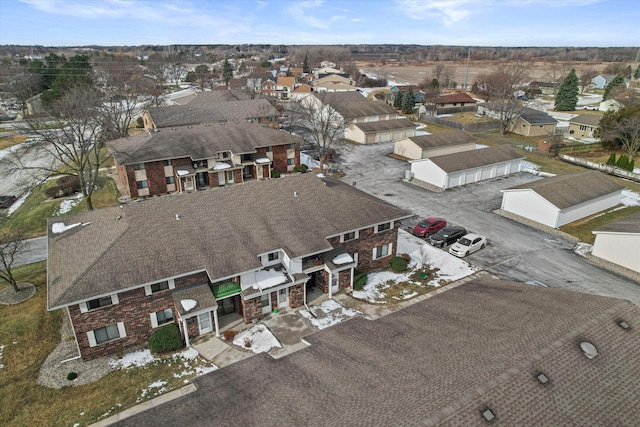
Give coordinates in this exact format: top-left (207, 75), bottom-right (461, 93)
top-left (559, 154), bottom-right (640, 182)
top-left (557, 142), bottom-right (603, 155)
top-left (418, 114), bottom-right (501, 131)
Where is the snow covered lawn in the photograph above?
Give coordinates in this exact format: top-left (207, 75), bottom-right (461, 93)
top-left (233, 324), bottom-right (281, 353)
top-left (299, 299), bottom-right (360, 330)
top-left (351, 230), bottom-right (478, 304)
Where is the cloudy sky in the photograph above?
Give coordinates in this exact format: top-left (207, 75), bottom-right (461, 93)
top-left (0, 0), bottom-right (638, 47)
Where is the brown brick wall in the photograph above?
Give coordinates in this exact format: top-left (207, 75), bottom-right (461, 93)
top-left (289, 284), bottom-right (304, 308)
top-left (69, 271), bottom-right (210, 360)
top-left (272, 144), bottom-right (287, 173)
top-left (115, 164), bottom-right (132, 197)
top-left (242, 297), bottom-right (262, 323)
top-left (233, 169), bottom-right (243, 183)
top-left (270, 291), bottom-right (278, 311)
top-left (339, 269), bottom-right (352, 290)
top-left (145, 160), bottom-right (168, 196)
top-left (327, 222), bottom-right (400, 272)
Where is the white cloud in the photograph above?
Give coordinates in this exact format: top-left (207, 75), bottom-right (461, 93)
top-left (289, 0), bottom-right (345, 29)
top-left (396, 0), bottom-right (477, 26)
top-left (256, 0), bottom-right (268, 10)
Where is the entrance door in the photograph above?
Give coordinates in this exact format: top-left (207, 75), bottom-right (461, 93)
top-left (278, 288), bottom-right (288, 308)
top-left (261, 294), bottom-right (271, 314)
top-left (195, 172), bottom-right (207, 188)
top-left (198, 312), bottom-right (213, 334)
top-left (331, 273), bottom-right (339, 293)
top-left (257, 165), bottom-right (264, 179)
top-left (218, 172), bottom-right (225, 186)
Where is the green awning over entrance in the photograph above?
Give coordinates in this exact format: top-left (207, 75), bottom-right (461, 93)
top-left (212, 281), bottom-right (241, 299)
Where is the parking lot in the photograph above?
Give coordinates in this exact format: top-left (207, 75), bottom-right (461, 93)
top-left (337, 141), bottom-right (640, 306)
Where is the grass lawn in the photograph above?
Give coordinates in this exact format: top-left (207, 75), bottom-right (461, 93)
top-left (4, 175), bottom-right (121, 238)
top-left (560, 206), bottom-right (640, 244)
top-left (0, 262), bottom-right (216, 427)
top-left (442, 112), bottom-right (496, 124)
top-left (0, 135), bottom-right (28, 151)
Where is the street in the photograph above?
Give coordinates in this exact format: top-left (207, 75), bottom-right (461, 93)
top-left (337, 141), bottom-right (640, 306)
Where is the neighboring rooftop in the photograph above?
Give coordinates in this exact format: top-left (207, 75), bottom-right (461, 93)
top-left (47, 174), bottom-right (411, 308)
top-left (424, 145), bottom-right (524, 173)
top-left (435, 92), bottom-right (477, 104)
top-left (354, 118), bottom-right (416, 133)
top-left (186, 90), bottom-right (252, 105)
top-left (107, 122), bottom-right (303, 165)
top-left (117, 277), bottom-right (640, 426)
top-left (504, 171), bottom-right (624, 209)
top-left (593, 211), bottom-right (640, 234)
top-left (312, 91), bottom-right (397, 119)
top-left (569, 114), bottom-right (601, 127)
top-left (407, 130), bottom-right (476, 149)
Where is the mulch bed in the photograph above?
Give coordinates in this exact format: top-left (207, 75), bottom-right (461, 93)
top-left (0, 283), bottom-right (37, 304)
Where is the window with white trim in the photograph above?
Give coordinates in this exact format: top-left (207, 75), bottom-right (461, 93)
top-left (151, 281), bottom-right (170, 293)
top-left (342, 231), bottom-right (358, 242)
top-left (87, 296), bottom-right (113, 310)
top-left (268, 252), bottom-right (279, 261)
top-left (133, 163), bottom-right (145, 170)
top-left (136, 180), bottom-right (148, 189)
top-left (166, 176), bottom-right (175, 185)
top-left (163, 159), bottom-right (172, 166)
top-left (151, 308), bottom-right (174, 328)
top-left (87, 322), bottom-right (126, 347)
top-left (287, 158), bottom-right (295, 166)
top-left (373, 243), bottom-right (392, 260)
top-left (376, 222), bottom-right (392, 233)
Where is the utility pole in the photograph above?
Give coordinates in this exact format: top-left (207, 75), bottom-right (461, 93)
top-left (464, 48), bottom-right (471, 89)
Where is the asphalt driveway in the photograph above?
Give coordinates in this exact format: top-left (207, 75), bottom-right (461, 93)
top-left (337, 141), bottom-right (640, 306)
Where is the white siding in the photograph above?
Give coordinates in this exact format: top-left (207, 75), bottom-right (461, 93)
top-left (422, 143), bottom-right (475, 159)
top-left (557, 191), bottom-right (622, 227)
top-left (592, 233), bottom-right (640, 273)
top-left (345, 125), bottom-right (366, 144)
top-left (394, 139), bottom-right (423, 160)
top-left (501, 190), bottom-right (560, 228)
top-left (410, 160), bottom-right (447, 188)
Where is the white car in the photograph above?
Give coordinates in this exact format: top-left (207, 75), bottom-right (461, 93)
top-left (449, 233), bottom-right (487, 257)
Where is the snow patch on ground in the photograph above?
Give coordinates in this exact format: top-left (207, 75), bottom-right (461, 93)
top-left (109, 349), bottom-right (156, 368)
top-left (137, 380), bottom-right (168, 402)
top-left (299, 299), bottom-right (360, 330)
top-left (621, 190), bottom-right (640, 207)
top-left (0, 344), bottom-right (4, 369)
top-left (55, 193), bottom-right (83, 216)
top-left (574, 242), bottom-right (593, 257)
top-left (233, 324), bottom-right (281, 353)
top-left (6, 191), bottom-right (29, 216)
top-left (522, 160), bottom-right (556, 177)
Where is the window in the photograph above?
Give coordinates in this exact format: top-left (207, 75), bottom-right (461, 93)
top-left (287, 144), bottom-right (296, 150)
top-left (154, 308), bottom-right (174, 326)
top-left (226, 170), bottom-right (234, 182)
top-left (94, 324), bottom-right (121, 345)
top-left (373, 243), bottom-right (392, 260)
top-left (87, 296), bottom-right (113, 310)
top-left (163, 159), bottom-right (171, 166)
top-left (166, 176), bottom-right (175, 185)
top-left (268, 252), bottom-right (279, 261)
top-left (133, 163), bottom-right (145, 170)
top-left (376, 222), bottom-right (391, 233)
top-left (265, 146), bottom-right (272, 152)
top-left (287, 158), bottom-right (295, 166)
top-left (151, 281), bottom-right (170, 293)
top-left (136, 180), bottom-right (148, 189)
top-left (343, 231), bottom-right (357, 242)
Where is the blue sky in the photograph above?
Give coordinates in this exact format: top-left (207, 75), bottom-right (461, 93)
top-left (0, 0), bottom-right (638, 47)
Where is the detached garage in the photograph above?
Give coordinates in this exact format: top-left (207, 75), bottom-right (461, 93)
top-left (592, 211), bottom-right (640, 273)
top-left (348, 118), bottom-right (417, 144)
top-left (394, 130), bottom-right (476, 160)
top-left (501, 171), bottom-right (624, 228)
top-left (409, 145), bottom-right (524, 190)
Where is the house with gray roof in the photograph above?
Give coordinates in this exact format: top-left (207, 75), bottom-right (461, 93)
top-left (47, 173), bottom-right (412, 360)
top-left (394, 129), bottom-right (476, 160)
top-left (501, 171), bottom-right (624, 228)
top-left (592, 211), bottom-right (640, 273)
top-left (409, 145), bottom-right (525, 189)
top-left (568, 114), bottom-right (601, 139)
top-left (478, 102), bottom-right (558, 137)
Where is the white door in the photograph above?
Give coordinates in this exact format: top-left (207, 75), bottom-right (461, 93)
top-left (218, 172), bottom-right (225, 186)
top-left (278, 288), bottom-right (288, 308)
top-left (198, 312), bottom-right (213, 334)
top-left (331, 273), bottom-right (339, 293)
top-left (257, 165), bottom-right (263, 179)
top-left (261, 294), bottom-right (271, 314)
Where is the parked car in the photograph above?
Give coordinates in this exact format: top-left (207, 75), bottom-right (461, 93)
top-left (428, 226), bottom-right (466, 248)
top-left (0, 195), bottom-right (17, 209)
top-left (413, 217), bottom-right (446, 237)
top-left (449, 233), bottom-right (487, 257)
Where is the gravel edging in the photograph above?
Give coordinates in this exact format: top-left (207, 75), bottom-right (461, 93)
top-left (493, 209), bottom-right (580, 243)
top-left (581, 253), bottom-right (640, 284)
top-left (0, 283), bottom-right (37, 305)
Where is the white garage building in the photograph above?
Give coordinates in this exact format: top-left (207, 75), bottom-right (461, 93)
top-left (394, 130), bottom-right (476, 160)
top-left (592, 211), bottom-right (640, 273)
top-left (409, 145), bottom-right (524, 190)
top-left (501, 171), bottom-right (624, 228)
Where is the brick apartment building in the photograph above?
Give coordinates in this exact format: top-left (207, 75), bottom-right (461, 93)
top-left (47, 174), bottom-right (412, 360)
top-left (108, 122), bottom-right (303, 198)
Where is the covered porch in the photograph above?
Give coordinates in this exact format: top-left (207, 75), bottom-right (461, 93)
top-left (172, 284), bottom-right (220, 347)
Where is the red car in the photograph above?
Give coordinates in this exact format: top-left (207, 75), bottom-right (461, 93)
top-left (413, 217), bottom-right (446, 237)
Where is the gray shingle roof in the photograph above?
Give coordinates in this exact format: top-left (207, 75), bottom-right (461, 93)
top-left (593, 211), bottom-right (640, 234)
top-left (408, 130), bottom-right (476, 149)
top-left (427, 145), bottom-right (524, 173)
top-left (147, 98), bottom-right (278, 128)
top-left (107, 122), bottom-right (303, 165)
top-left (312, 92), bottom-right (397, 119)
top-left (505, 171), bottom-right (623, 210)
top-left (117, 277), bottom-right (640, 426)
top-left (186, 90), bottom-right (252, 105)
top-left (569, 114), bottom-right (601, 127)
top-left (47, 174), bottom-right (411, 308)
top-left (481, 102), bottom-right (557, 125)
top-left (354, 118), bottom-right (416, 133)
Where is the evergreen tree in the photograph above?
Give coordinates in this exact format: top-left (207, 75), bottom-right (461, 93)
top-left (554, 68), bottom-right (579, 111)
top-left (221, 59), bottom-right (233, 86)
top-left (429, 78), bottom-right (439, 89)
top-left (471, 81), bottom-right (479, 94)
top-left (616, 153), bottom-right (629, 170)
top-left (402, 87), bottom-right (416, 114)
top-left (393, 91), bottom-right (402, 109)
top-left (634, 66), bottom-right (640, 80)
top-left (603, 74), bottom-right (625, 100)
top-left (606, 152), bottom-right (617, 165)
top-left (302, 54), bottom-right (310, 73)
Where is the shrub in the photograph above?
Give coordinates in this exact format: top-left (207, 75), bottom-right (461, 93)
top-left (136, 117), bottom-right (144, 128)
top-left (148, 323), bottom-right (183, 354)
top-left (222, 330), bottom-right (238, 341)
top-left (271, 170), bottom-right (281, 178)
top-left (606, 153), bottom-right (617, 165)
top-left (293, 164), bottom-right (308, 173)
top-left (390, 256), bottom-right (408, 272)
top-left (398, 253), bottom-right (411, 263)
top-left (67, 372), bottom-right (78, 381)
top-left (616, 154), bottom-right (629, 170)
top-left (353, 269), bottom-right (368, 290)
top-left (57, 175), bottom-right (81, 195)
top-left (628, 159), bottom-right (635, 172)
top-left (45, 185), bottom-right (63, 199)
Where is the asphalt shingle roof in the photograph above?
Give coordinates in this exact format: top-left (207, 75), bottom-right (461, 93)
top-left (408, 130), bottom-right (476, 149)
top-left (107, 122), bottom-right (303, 165)
top-left (505, 171), bottom-right (623, 210)
top-left (312, 92), bottom-right (397, 119)
top-left (569, 114), bottom-right (601, 127)
top-left (593, 211), bottom-right (640, 234)
top-left (354, 118), bottom-right (416, 133)
top-left (427, 145), bottom-right (524, 173)
top-left (47, 174), bottom-right (411, 308)
top-left (435, 92), bottom-right (477, 104)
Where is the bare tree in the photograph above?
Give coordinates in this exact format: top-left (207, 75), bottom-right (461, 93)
top-left (0, 214), bottom-right (28, 293)
top-left (144, 55), bottom-right (169, 107)
top-left (477, 63), bottom-right (529, 135)
top-left (442, 66), bottom-right (455, 89)
top-left (167, 54), bottom-right (186, 89)
top-left (432, 63), bottom-right (446, 81)
top-left (602, 115), bottom-right (640, 160)
top-left (2, 85), bottom-right (111, 210)
top-left (579, 68), bottom-right (597, 94)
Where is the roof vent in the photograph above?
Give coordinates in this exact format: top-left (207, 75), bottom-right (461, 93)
top-left (293, 191), bottom-right (298, 197)
top-left (115, 215), bottom-right (122, 221)
top-left (580, 341), bottom-right (598, 359)
top-left (481, 408), bottom-right (496, 422)
top-left (619, 320), bottom-right (630, 330)
top-left (536, 373), bottom-right (549, 384)
top-left (175, 214), bottom-right (181, 221)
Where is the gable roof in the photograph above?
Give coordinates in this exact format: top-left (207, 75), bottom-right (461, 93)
top-left (276, 76), bottom-right (295, 87)
top-left (519, 111), bottom-right (558, 125)
top-left (312, 92), bottom-right (397, 118)
top-left (47, 174), bottom-right (411, 308)
top-left (107, 122), bottom-right (303, 165)
top-left (481, 102), bottom-right (557, 125)
top-left (426, 145), bottom-right (524, 173)
top-left (435, 92), bottom-right (477, 105)
top-left (593, 211), bottom-right (640, 234)
top-left (505, 171), bottom-right (624, 209)
top-left (186, 90), bottom-right (252, 105)
top-left (569, 114), bottom-right (601, 127)
top-left (354, 118), bottom-right (416, 134)
top-left (407, 130), bottom-right (476, 149)
top-left (146, 98), bottom-right (278, 128)
top-left (292, 84), bottom-right (311, 93)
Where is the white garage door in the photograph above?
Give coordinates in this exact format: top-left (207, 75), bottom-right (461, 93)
top-left (496, 163), bottom-right (508, 175)
top-left (481, 166), bottom-right (493, 180)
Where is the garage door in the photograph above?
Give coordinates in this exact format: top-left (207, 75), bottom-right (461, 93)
top-left (464, 170), bottom-right (477, 185)
top-left (481, 166), bottom-right (494, 180)
top-left (496, 163), bottom-right (508, 175)
top-left (449, 172), bottom-right (464, 188)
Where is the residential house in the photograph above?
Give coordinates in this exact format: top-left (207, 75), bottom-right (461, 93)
top-left (501, 171), bottom-right (624, 228)
top-left (303, 92), bottom-right (416, 144)
top-left (47, 174), bottom-right (411, 360)
top-left (599, 99), bottom-right (621, 112)
top-left (276, 76), bottom-right (296, 99)
top-left (409, 145), bottom-right (524, 189)
top-left (592, 74), bottom-right (617, 90)
top-left (262, 79), bottom-right (276, 97)
top-left (394, 130), bottom-right (476, 160)
top-left (313, 66), bottom-right (344, 80)
top-left (313, 74), bottom-right (356, 93)
top-left (108, 122), bottom-right (302, 198)
top-left (142, 98), bottom-right (279, 131)
top-left (592, 211), bottom-right (640, 273)
top-left (528, 81), bottom-right (556, 96)
top-left (389, 85), bottom-right (426, 104)
top-left (478, 103), bottom-right (558, 137)
top-left (567, 114), bottom-right (601, 139)
top-left (433, 92), bottom-right (477, 108)
top-left (290, 84), bottom-right (312, 101)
